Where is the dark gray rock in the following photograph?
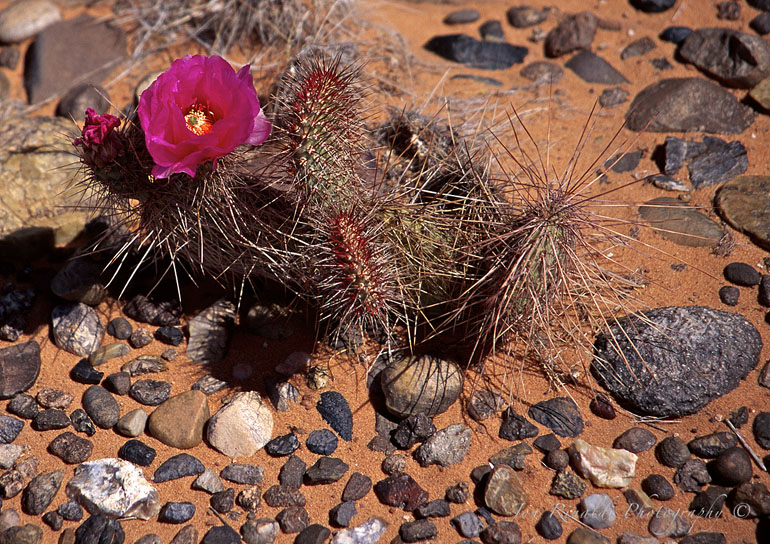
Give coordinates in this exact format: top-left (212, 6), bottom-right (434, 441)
top-left (265, 433), bottom-right (299, 456)
top-left (717, 176), bottom-right (770, 250)
top-left (265, 378), bottom-right (299, 412)
top-left (688, 432), bottom-right (737, 458)
top-left (533, 434), bottom-right (561, 452)
top-left (519, 61), bottom-right (563, 86)
top-left (415, 423), bottom-right (471, 466)
top-left (82, 385), bottom-right (119, 428)
top-left (129, 328), bottom-right (153, 348)
top-left (598, 87), bottom-right (629, 108)
top-left (275, 507), bottom-right (309, 533)
top-left (544, 449), bottom-right (569, 471)
top-left (74, 515), bottom-right (124, 544)
top-left (153, 453), bottom-right (204, 482)
top-left (201, 525), bottom-right (239, 544)
top-left (0, 287), bottom-right (35, 343)
top-left (443, 9), bottom-right (480, 25)
top-left (660, 26), bottom-right (692, 44)
top-left (679, 28), bottom-right (770, 88)
top-left (648, 506), bottom-right (692, 537)
top-left (392, 413), bottom-right (435, 449)
top-left (305, 429), bottom-right (337, 455)
top-left (528, 397), bottom-right (583, 437)
top-left (709, 447), bottom-right (752, 486)
top-left (104, 372), bottom-right (131, 396)
top-left (106, 317), bottom-right (132, 340)
top-left (631, 0), bottom-right (676, 12)
top-left (154, 326), bottom-right (183, 346)
top-left (686, 137), bottom-right (747, 188)
top-left (657, 436), bottom-right (691, 468)
top-left (316, 391), bottom-right (353, 441)
top-left (33, 409), bottom-right (70, 431)
top-left (129, 379), bottom-right (171, 406)
top-left (753, 412), bottom-right (770, 448)
top-left (0, 415), bottom-right (23, 443)
top-left (604, 151), bottom-right (642, 173)
top-left (295, 524), bottom-right (330, 544)
top-left (451, 511), bottom-right (483, 538)
top-left (718, 286), bottom-right (739, 306)
top-left (565, 50), bottom-right (629, 84)
top-left (545, 11), bottom-right (596, 57)
top-left (52, 303), bottom-right (104, 357)
top-left (122, 356), bottom-right (166, 377)
top-left (751, 13), bottom-right (770, 35)
top-left (592, 306), bottom-right (762, 417)
top-left (675, 459), bottom-right (711, 492)
top-left (7, 394), bottom-right (37, 419)
top-left (399, 519), bottom-right (436, 542)
top-left (642, 474), bottom-right (674, 500)
top-left (262, 485), bottom-right (306, 507)
top-left (589, 394), bottom-right (616, 420)
top-left (498, 408), bottom-right (538, 441)
top-left (277, 456), bottom-right (305, 490)
top-left (489, 443), bottom-right (533, 470)
top-left (373, 473), bottom-right (428, 511)
top-left (0, 341), bottom-right (40, 400)
top-left (42, 511), bottom-right (62, 530)
top-left (445, 481), bottom-right (469, 504)
top-left (625, 78), bottom-right (756, 134)
top-left (0, 47), bottom-right (20, 69)
top-left (341, 472), bottom-right (371, 502)
top-left (70, 360), bottom-right (103, 384)
top-left (220, 464), bottom-right (263, 485)
top-left (159, 502), bottom-right (195, 524)
top-left (621, 37), bottom-right (656, 59)
top-left (679, 533), bottom-right (726, 544)
top-left (424, 34), bottom-right (527, 70)
top-left (22, 470), bottom-right (62, 515)
top-left (613, 428), bottom-right (656, 453)
top-left (506, 6), bottom-right (548, 28)
top-left (48, 431), bottom-right (92, 464)
top-left (240, 518), bottom-right (278, 544)
top-left (536, 511), bottom-right (562, 539)
top-left (724, 262), bottom-right (760, 286)
top-left (689, 486), bottom-right (728, 518)
top-left (70, 408), bottom-right (96, 436)
top-left (728, 482), bottom-right (770, 518)
top-left (50, 256), bottom-right (106, 305)
top-left (638, 197), bottom-right (724, 247)
top-left (479, 20), bottom-right (504, 42)
top-left (415, 498), bottom-right (450, 518)
top-left (186, 299), bottom-right (235, 364)
top-left (58, 500), bottom-right (83, 521)
top-left (717, 0), bottom-right (740, 19)
top-left (123, 295), bottom-right (180, 326)
top-left (329, 501), bottom-right (356, 527)
top-left (192, 374), bottom-right (227, 395)
top-left (304, 456), bottom-right (349, 484)
top-left (480, 521), bottom-right (522, 544)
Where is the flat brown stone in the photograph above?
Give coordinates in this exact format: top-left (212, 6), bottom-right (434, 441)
top-left (148, 390), bottom-right (210, 449)
top-left (716, 175), bottom-right (770, 250)
top-left (638, 197), bottom-right (724, 247)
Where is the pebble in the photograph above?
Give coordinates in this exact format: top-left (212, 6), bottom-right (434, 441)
top-left (206, 391), bottom-right (274, 458)
top-left (415, 498), bottom-right (450, 519)
top-left (265, 378), bottom-right (299, 411)
top-left (69, 409), bottom-right (96, 436)
top-left (135, 535), bottom-right (162, 544)
top-left (123, 295), bottom-right (180, 326)
top-left (565, 50), bottom-right (629, 84)
top-left (621, 37), bottom-right (655, 59)
top-left (588, 394), bottom-right (616, 420)
top-left (107, 317), bottom-right (132, 340)
top-left (330, 516), bottom-right (387, 544)
top-left (679, 28), bottom-right (770, 88)
top-left (641, 474), bottom-right (674, 501)
top-left (632, 0), bottom-right (676, 11)
top-left (50, 256), bottom-right (106, 306)
top-left (220, 464), bottom-right (264, 485)
top-left (625, 78), bottom-right (756, 134)
top-left (710, 447), bottom-right (752, 486)
top-left (443, 9), bottom-right (479, 25)
top-left (117, 439), bottom-right (157, 467)
top-left (342, 472), bottom-right (372, 502)
top-left (67, 459), bottom-right (160, 520)
top-left (674, 459), bottom-right (711, 492)
top-left (479, 20), bottom-right (504, 42)
top-left (604, 150), bottom-right (642, 173)
top-left (592, 306), bottom-right (761, 416)
top-left (751, 13), bottom-right (770, 35)
top-left (161, 348), bottom-right (177, 361)
top-left (48, 431), bottom-right (92, 464)
top-left (450, 511), bottom-right (483, 538)
top-left (101, 374), bottom-right (129, 398)
top-left (237, 485), bottom-right (262, 511)
top-left (415, 423), bottom-right (471, 467)
top-left (0, 414), bottom-right (22, 445)
top-left (276, 507), bottom-right (309, 533)
top-left (263, 485), bottom-right (306, 507)
top-left (550, 469), bottom-right (587, 499)
top-left (240, 518), bottom-right (278, 544)
top-left (688, 432), bottom-right (737, 458)
top-left (129, 328), bottom-right (154, 348)
top-left (536, 511), bottom-right (562, 539)
top-left (155, 326), bottom-right (184, 346)
top-left (579, 493), bottom-right (616, 529)
top-left (278, 456), bottom-right (306, 489)
top-left (484, 465), bottom-right (528, 516)
top-left (498, 408), bottom-right (538, 441)
top-left (210, 488), bottom-right (234, 514)
top-left (0, 444), bottom-right (24, 469)
top-left (519, 61), bottom-right (563, 86)
top-left (490, 443), bottom-right (533, 470)
top-left (201, 525), bottom-right (240, 544)
top-left (70, 360), bottom-right (103, 384)
top-left (598, 87), bottom-right (630, 108)
top-left (718, 286), bottom-right (739, 306)
top-left (154, 453), bottom-right (204, 483)
top-left (192, 374), bottom-right (227, 395)
top-left (506, 5), bottom-right (548, 28)
top-left (185, 299), bottom-right (235, 365)
top-left (36, 388), bottom-right (72, 410)
top-left (392, 413), bottom-right (436, 449)
top-left (373, 473), bottom-right (428, 511)
top-left (33, 409), bottom-right (70, 431)
top-left (613, 428), bottom-right (656, 453)
top-left (480, 521), bottom-right (522, 544)
top-left (7, 394), bottom-right (37, 419)
top-left (192, 469), bottom-right (224, 494)
top-left (656, 436), bottom-right (691, 468)
top-left (689, 486), bottom-right (727, 517)
top-left (316, 391), bottom-right (353, 441)
top-left (57, 83), bottom-right (110, 119)
top-left (42, 511), bottom-right (62, 531)
top-left (0, 0), bottom-right (61, 43)
top-left (305, 456), bottom-right (349, 484)
top-left (306, 366), bottom-right (327, 389)
top-left (0, 524), bottom-right (43, 544)
top-left (544, 449), bottom-right (569, 471)
top-left (295, 524), bottom-right (331, 544)
top-left (330, 501), bottom-right (356, 527)
top-left (22, 470), bottom-right (62, 515)
top-left (0, 342), bottom-right (40, 401)
top-left (52, 303), bottom-right (104, 357)
top-left (147, 389), bottom-right (209, 449)
top-left (265, 433), bottom-right (300, 456)
top-left (159, 502), bottom-right (195, 524)
top-left (528, 397), bottom-right (583, 437)
top-left (717, 176), bottom-right (770, 249)
top-left (445, 481), bottom-right (469, 504)
top-left (0, 509), bottom-right (19, 532)
top-left (424, 34), bottom-right (528, 70)
top-left (381, 453), bottom-right (406, 475)
top-left (724, 262), bottom-right (760, 287)
top-left (116, 409), bottom-right (147, 437)
top-left (58, 500), bottom-right (83, 522)
top-left (305, 428), bottom-right (338, 455)
top-left (122, 356), bottom-right (166, 376)
top-left (545, 11), bottom-right (596, 58)
top-left (82, 385), bottom-right (119, 429)
top-left (728, 482), bottom-right (770, 518)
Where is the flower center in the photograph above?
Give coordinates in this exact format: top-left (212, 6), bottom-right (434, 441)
top-left (184, 104), bottom-right (215, 136)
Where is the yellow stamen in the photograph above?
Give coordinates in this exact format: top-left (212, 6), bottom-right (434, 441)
top-left (184, 104), bottom-right (215, 135)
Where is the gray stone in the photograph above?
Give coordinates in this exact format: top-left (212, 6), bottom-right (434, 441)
top-left (545, 11), bottom-right (596, 57)
top-left (57, 83), bottom-right (110, 118)
top-left (0, 524), bottom-right (43, 544)
top-left (414, 423), bottom-right (471, 467)
top-left (275, 506), bottom-right (309, 533)
top-left (66, 458), bottom-right (160, 520)
top-left (241, 518), bottom-right (279, 544)
top-left (207, 392), bottom-right (273, 457)
top-left (192, 374), bottom-right (227, 395)
top-left (625, 78), bottom-right (755, 134)
top-left (717, 176), bottom-right (770, 250)
top-left (0, 342), bottom-right (40, 400)
top-left (392, 413), bottom-right (435, 449)
top-left (621, 37), bottom-right (656, 59)
top-left (330, 517), bottom-right (387, 544)
top-left (565, 50), bottom-right (629, 84)
top-left (688, 432), bottom-right (737, 458)
top-left (592, 306), bottom-right (762, 417)
top-left (262, 484), bottom-right (306, 507)
top-left (498, 408), bottom-right (538, 440)
top-left (579, 493), bottom-right (615, 529)
top-left (50, 257), bottom-right (106, 306)
top-left (0, 414), bottom-right (23, 444)
top-left (507, 6), bottom-right (548, 28)
top-left (192, 469), bottom-right (224, 494)
top-left (278, 456), bottom-right (305, 490)
top-left (0, 444), bottom-right (25, 469)
top-left (599, 87), bottom-right (630, 108)
top-left (451, 511), bottom-right (483, 538)
top-left (265, 378), bottom-right (299, 411)
top-left (121, 355), bottom-right (166, 376)
top-left (674, 459), bottom-right (711, 492)
top-left (680, 28), bottom-right (770, 88)
top-left (484, 465), bottom-right (528, 516)
top-left (304, 456), bottom-right (348, 484)
top-left (316, 391), bottom-right (353, 441)
top-left (686, 137), bottom-right (748, 189)
top-left (330, 501), bottom-right (356, 528)
top-left (443, 9), bottom-right (479, 25)
top-left (186, 299), bottom-right (235, 365)
top-left (24, 15), bottom-right (126, 104)
top-left (656, 436), bottom-right (691, 468)
top-left (520, 61), bottom-right (563, 86)
top-left (648, 506), bottom-right (692, 537)
top-left (399, 519), bottom-right (436, 542)
top-left (82, 385), bottom-right (119, 429)
top-left (48, 431), bottom-right (92, 464)
top-left (424, 34), bottom-right (528, 70)
top-left (22, 470), bottom-right (62, 515)
top-left (0, 0), bottom-right (61, 43)
top-left (381, 354), bottom-right (463, 418)
top-left (728, 482), bottom-right (770, 518)
top-left (529, 397), bottom-right (583, 437)
top-left (52, 303), bottom-right (104, 357)
top-left (613, 428), bottom-right (656, 453)
top-left (489, 442), bottom-right (533, 470)
top-left (153, 453), bottom-right (204, 482)
top-left (115, 409), bottom-right (147, 437)
top-left (129, 379), bottom-right (171, 406)
top-left (565, 527), bottom-right (608, 544)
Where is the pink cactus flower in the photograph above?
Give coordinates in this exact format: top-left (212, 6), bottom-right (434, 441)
top-left (73, 108), bottom-right (123, 169)
top-left (137, 55), bottom-right (271, 178)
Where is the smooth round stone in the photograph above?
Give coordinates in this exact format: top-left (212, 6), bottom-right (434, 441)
top-left (52, 303), bottom-right (104, 357)
top-left (613, 428), bottom-right (656, 453)
top-left (306, 429), bottom-right (338, 455)
top-left (118, 439), bottom-right (156, 467)
top-left (115, 409), bottom-right (147, 438)
top-left (642, 474), bottom-right (675, 501)
top-left (724, 262), bottom-right (760, 286)
top-left (0, 341), bottom-right (41, 401)
top-left (380, 354), bottom-right (463, 418)
top-left (443, 9), bottom-right (480, 25)
top-left (106, 318), bottom-right (132, 340)
top-left (718, 286), bottom-right (739, 306)
top-left (82, 385), bottom-right (119, 429)
top-left (0, 0), bottom-right (61, 43)
top-left (579, 493), bottom-right (616, 529)
top-left (159, 502), bottom-right (195, 524)
top-left (147, 390), bottom-right (209, 449)
top-left (709, 447), bottom-right (752, 486)
top-left (536, 511), bottom-right (563, 539)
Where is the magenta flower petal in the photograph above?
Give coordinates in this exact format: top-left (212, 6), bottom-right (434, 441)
top-left (137, 55), bottom-right (271, 179)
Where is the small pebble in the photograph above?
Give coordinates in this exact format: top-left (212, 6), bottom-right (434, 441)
top-left (57, 500), bottom-right (83, 521)
top-left (536, 511), bottom-right (562, 539)
top-left (210, 488), bottom-right (234, 514)
top-left (445, 481), bottom-right (469, 504)
top-left (381, 453), bottom-right (406, 475)
top-left (544, 449), bottom-right (569, 471)
top-left (656, 436), bottom-right (691, 468)
top-left (642, 474), bottom-right (675, 501)
top-left (265, 433), bottom-right (299, 456)
top-left (341, 472), bottom-right (372, 502)
top-left (275, 507), bottom-right (309, 533)
top-left (533, 434), bottom-right (561, 452)
top-left (36, 388), bottom-right (73, 410)
top-left (70, 360), bottom-right (104, 384)
top-left (236, 486), bottom-right (262, 511)
top-left (613, 428), bottom-right (656, 453)
top-left (48, 431), bottom-right (93, 464)
top-left (724, 262), bottom-right (760, 286)
top-left (103, 372), bottom-right (131, 396)
top-left (709, 447), bottom-right (752, 486)
top-left (450, 511), bottom-right (484, 538)
top-left (129, 328), bottom-right (153, 348)
top-left (278, 455), bottom-right (305, 490)
top-left (7, 394), bottom-right (37, 419)
top-left (69, 409), bottom-right (96, 436)
top-left (154, 453), bottom-right (204, 482)
top-left (129, 379), bottom-right (171, 406)
top-left (659, 26), bottom-right (692, 44)
top-left (306, 429), bottom-right (338, 455)
top-left (718, 286), bottom-right (739, 306)
top-left (82, 385), bottom-right (119, 429)
top-left (443, 9), bottom-right (480, 25)
top-left (33, 409), bottom-right (70, 431)
top-left (159, 502), bottom-right (195, 524)
top-left (118, 439), bottom-right (156, 467)
top-left (192, 469), bottom-right (224, 494)
top-left (107, 317), bottom-right (132, 340)
top-left (220, 464), bottom-right (264, 485)
top-left (154, 326), bottom-right (184, 346)
top-left (400, 519), bottom-right (437, 542)
top-left (329, 501), bottom-right (356, 527)
top-left (415, 499), bottom-right (450, 518)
